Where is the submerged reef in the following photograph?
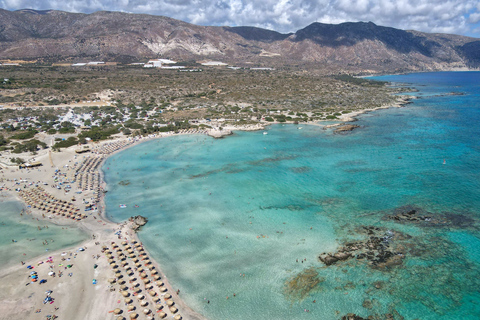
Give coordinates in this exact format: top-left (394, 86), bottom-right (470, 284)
top-left (284, 267), bottom-right (325, 302)
top-left (384, 205), bottom-right (477, 229)
top-left (319, 226), bottom-right (406, 269)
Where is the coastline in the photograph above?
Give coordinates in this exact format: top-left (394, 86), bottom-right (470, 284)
top-left (0, 136), bottom-right (208, 320)
top-left (0, 92), bottom-right (410, 320)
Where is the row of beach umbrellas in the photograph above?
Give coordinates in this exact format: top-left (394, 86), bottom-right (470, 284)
top-left (104, 241), bottom-right (183, 320)
top-left (19, 187), bottom-right (85, 220)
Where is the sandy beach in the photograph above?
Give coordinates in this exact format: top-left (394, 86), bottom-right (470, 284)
top-left (0, 134), bottom-right (208, 320)
top-left (0, 101), bottom-right (406, 320)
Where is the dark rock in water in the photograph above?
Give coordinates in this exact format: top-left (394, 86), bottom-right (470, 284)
top-left (373, 281), bottom-right (385, 289)
top-left (335, 124), bottom-right (360, 134)
top-left (319, 254), bottom-right (339, 266)
top-left (129, 215), bottom-right (148, 232)
top-left (319, 226), bottom-right (407, 269)
top-left (362, 299), bottom-right (373, 309)
top-left (386, 204), bottom-right (477, 229)
top-left (341, 313), bottom-right (368, 320)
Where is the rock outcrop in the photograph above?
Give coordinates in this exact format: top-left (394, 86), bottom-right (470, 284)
top-left (129, 215), bottom-right (148, 232)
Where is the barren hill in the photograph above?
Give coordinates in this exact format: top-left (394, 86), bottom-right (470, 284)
top-left (0, 9), bottom-right (479, 73)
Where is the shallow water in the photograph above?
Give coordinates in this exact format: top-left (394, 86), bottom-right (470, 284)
top-left (104, 71), bottom-right (480, 319)
top-left (0, 199), bottom-right (88, 268)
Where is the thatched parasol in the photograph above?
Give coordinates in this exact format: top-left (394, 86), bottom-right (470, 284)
top-left (127, 305), bottom-right (135, 311)
top-left (174, 315), bottom-right (182, 320)
top-left (166, 300), bottom-right (175, 307)
top-left (142, 279), bottom-right (150, 285)
top-left (108, 278), bottom-right (116, 283)
top-left (121, 291), bottom-right (130, 297)
top-left (124, 298), bottom-right (133, 304)
top-left (169, 306), bottom-right (178, 313)
top-left (159, 286), bottom-right (167, 292)
top-left (140, 301), bottom-right (148, 307)
top-left (155, 303), bottom-right (163, 310)
top-left (155, 281), bottom-right (164, 286)
top-left (113, 308), bottom-right (122, 315)
top-left (129, 313), bottom-right (138, 319)
top-left (158, 312), bottom-right (166, 319)
top-left (149, 290), bottom-right (156, 297)
top-left (143, 309), bottom-right (151, 315)
top-left (164, 294), bottom-right (172, 299)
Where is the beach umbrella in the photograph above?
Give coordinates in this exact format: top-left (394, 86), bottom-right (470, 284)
top-left (138, 268), bottom-right (144, 273)
top-left (155, 303), bottom-right (163, 310)
top-left (164, 294), bottom-right (172, 299)
top-left (129, 254), bottom-right (136, 258)
top-left (149, 290), bottom-right (156, 297)
top-left (113, 308), bottom-right (122, 315)
top-left (121, 241), bottom-right (128, 246)
top-left (159, 286), bottom-right (167, 292)
top-left (151, 270), bottom-right (158, 275)
top-left (114, 269), bottom-right (121, 274)
top-left (121, 291), bottom-right (129, 297)
top-left (140, 301), bottom-right (148, 307)
top-left (145, 284), bottom-right (153, 290)
top-left (158, 312), bottom-right (166, 318)
top-left (117, 317), bottom-right (124, 320)
top-left (124, 298), bottom-right (133, 304)
top-left (143, 309), bottom-right (150, 314)
top-left (132, 258), bottom-right (139, 263)
top-left (166, 300), bottom-right (175, 307)
top-left (118, 279), bottom-right (126, 285)
top-left (120, 285), bottom-right (127, 290)
top-left (137, 294), bottom-right (145, 300)
top-left (153, 297), bottom-right (160, 303)
top-left (169, 306), bottom-right (178, 313)
top-left (134, 288), bottom-right (141, 294)
top-left (121, 261), bottom-right (128, 266)
top-left (174, 315), bottom-right (182, 320)
top-left (135, 263), bottom-right (141, 267)
top-left (108, 278), bottom-right (116, 283)
top-left (129, 312), bottom-right (137, 319)
top-left (153, 275), bottom-right (161, 281)
top-left (140, 272), bottom-right (147, 278)
top-left (127, 305), bottom-right (135, 311)
top-left (155, 281), bottom-right (164, 286)
top-left (132, 282), bottom-right (139, 287)
top-left (129, 276), bottom-right (136, 281)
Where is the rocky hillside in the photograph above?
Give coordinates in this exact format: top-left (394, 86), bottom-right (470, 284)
top-left (0, 9), bottom-right (479, 73)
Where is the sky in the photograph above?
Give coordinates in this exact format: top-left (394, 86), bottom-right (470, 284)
top-left (1, 0), bottom-right (480, 37)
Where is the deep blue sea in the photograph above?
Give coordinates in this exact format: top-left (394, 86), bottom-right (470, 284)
top-left (103, 72), bottom-right (480, 320)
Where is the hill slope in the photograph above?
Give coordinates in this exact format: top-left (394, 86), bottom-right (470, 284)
top-left (0, 9), bottom-right (479, 72)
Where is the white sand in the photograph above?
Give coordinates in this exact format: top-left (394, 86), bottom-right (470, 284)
top-left (0, 137), bottom-right (206, 320)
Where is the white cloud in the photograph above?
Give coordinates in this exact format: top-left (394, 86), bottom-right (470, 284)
top-left (1, 0), bottom-right (479, 37)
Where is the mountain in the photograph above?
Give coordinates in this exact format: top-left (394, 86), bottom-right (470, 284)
top-left (0, 9), bottom-right (479, 73)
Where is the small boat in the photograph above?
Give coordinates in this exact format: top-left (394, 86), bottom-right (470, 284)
top-left (119, 204), bottom-right (127, 208)
top-left (263, 132), bottom-right (268, 135)
top-left (443, 159), bottom-right (446, 165)
top-left (298, 127), bottom-right (302, 129)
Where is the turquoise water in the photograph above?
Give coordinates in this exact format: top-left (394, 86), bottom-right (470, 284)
top-left (0, 199), bottom-right (88, 267)
top-left (104, 71), bottom-right (480, 320)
